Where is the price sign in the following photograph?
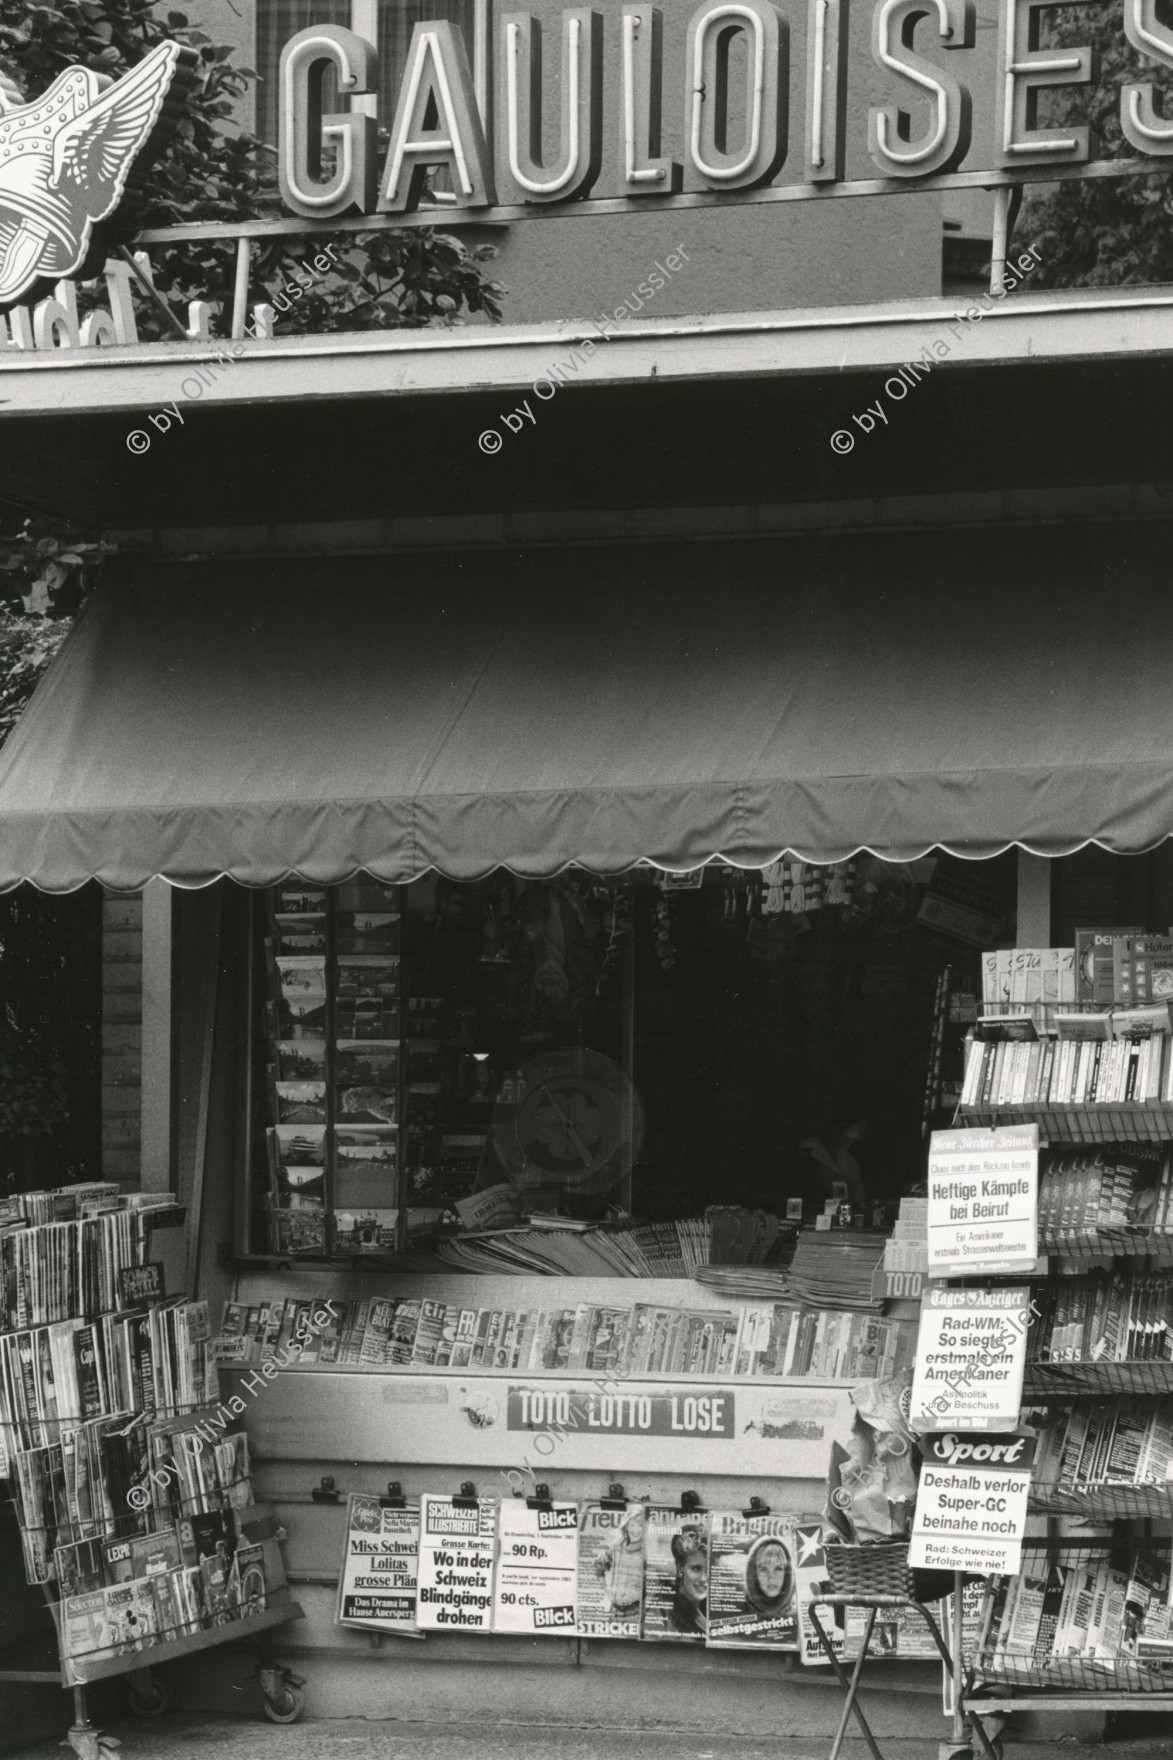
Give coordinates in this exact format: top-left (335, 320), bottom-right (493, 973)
top-left (492, 1500), bottom-right (578, 1635)
top-left (117, 1263), bottom-right (165, 1305)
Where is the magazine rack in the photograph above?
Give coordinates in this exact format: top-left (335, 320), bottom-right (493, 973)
top-left (951, 1037), bottom-right (1173, 1735)
top-left (1, 1498), bottom-right (307, 1754)
top-left (0, 1192), bottom-right (305, 1750)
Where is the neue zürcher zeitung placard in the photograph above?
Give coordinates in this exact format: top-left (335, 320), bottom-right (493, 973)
top-left (927, 1125), bottom-right (1038, 1276)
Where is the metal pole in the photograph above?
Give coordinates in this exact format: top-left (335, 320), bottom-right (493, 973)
top-left (990, 186), bottom-right (1012, 294)
top-left (952, 1571), bottom-right (966, 1746)
top-left (620, 892), bottom-right (635, 1215)
top-left (116, 245), bottom-right (188, 340)
top-left (231, 236), bottom-right (252, 340)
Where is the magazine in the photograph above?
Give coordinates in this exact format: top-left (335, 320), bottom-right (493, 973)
top-left (641, 1507), bottom-right (710, 1642)
top-left (706, 1512), bottom-right (799, 1650)
top-left (576, 1503), bottom-right (645, 1639)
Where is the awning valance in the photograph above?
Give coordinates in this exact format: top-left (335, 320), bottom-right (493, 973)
top-left (1, 530), bottom-right (1172, 892)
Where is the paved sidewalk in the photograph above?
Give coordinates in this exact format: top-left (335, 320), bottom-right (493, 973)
top-left (7, 1718), bottom-right (1173, 1760)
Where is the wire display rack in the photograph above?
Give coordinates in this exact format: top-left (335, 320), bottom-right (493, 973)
top-left (0, 1194), bottom-right (305, 1749)
top-left (1023, 1359), bottom-right (1173, 1399)
top-left (962, 1541), bottom-right (1173, 1719)
top-left (974, 1653), bottom-right (1173, 1694)
top-left (1040, 1228), bottom-right (1173, 1267)
top-left (956, 1105), bottom-right (1173, 1145)
top-left (1028, 1479), bottom-right (1173, 1520)
top-left (1, 1499), bottom-right (306, 1751)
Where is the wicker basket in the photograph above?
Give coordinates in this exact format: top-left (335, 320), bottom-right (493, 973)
top-left (823, 1540), bottom-right (916, 1599)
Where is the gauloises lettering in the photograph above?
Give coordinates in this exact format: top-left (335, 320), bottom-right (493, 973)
top-left (279, 1), bottom-right (1173, 220)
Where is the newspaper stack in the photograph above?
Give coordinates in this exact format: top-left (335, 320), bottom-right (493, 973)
top-left (883, 1197), bottom-right (929, 1277)
top-left (787, 1233), bottom-right (886, 1310)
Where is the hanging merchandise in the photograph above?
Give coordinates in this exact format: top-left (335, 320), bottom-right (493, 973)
top-left (760, 859), bottom-right (856, 916)
top-left (641, 1507), bottom-right (711, 1641)
top-left (576, 1502), bottom-right (646, 1638)
top-left (650, 896), bottom-right (675, 969)
top-left (415, 1493), bottom-right (497, 1632)
top-left (705, 1510), bottom-right (800, 1650)
top-left (824, 1376), bottom-right (919, 1545)
top-left (335, 1493), bottom-right (421, 1635)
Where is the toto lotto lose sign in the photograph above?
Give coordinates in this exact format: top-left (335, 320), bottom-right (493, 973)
top-left (279, 0), bottom-right (1173, 223)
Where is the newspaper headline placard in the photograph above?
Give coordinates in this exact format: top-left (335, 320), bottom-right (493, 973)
top-left (415, 1494), bottom-right (497, 1632)
top-left (909, 1459), bottom-right (1031, 1576)
top-left (927, 1125), bottom-right (1038, 1276)
top-left (335, 1494), bottom-right (420, 1634)
top-left (910, 1285), bottom-right (1030, 1433)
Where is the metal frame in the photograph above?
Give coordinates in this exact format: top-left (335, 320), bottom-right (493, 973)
top-left (808, 1585), bottom-right (1001, 1760)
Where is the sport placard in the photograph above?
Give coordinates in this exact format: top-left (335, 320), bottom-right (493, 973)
top-left (910, 1461), bottom-right (1031, 1576)
top-left (910, 1285), bottom-right (1030, 1433)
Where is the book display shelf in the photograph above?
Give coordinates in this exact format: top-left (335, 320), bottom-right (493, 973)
top-left (0, 1186), bottom-right (304, 1756)
top-left (953, 962), bottom-right (1173, 1726)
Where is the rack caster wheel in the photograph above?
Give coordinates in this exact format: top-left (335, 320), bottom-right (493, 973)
top-left (63, 1728), bottom-right (120, 1760)
top-left (262, 1684), bottom-right (305, 1724)
top-left (127, 1673), bottom-right (174, 1718)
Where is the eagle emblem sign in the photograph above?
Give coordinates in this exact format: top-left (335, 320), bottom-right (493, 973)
top-left (0, 41), bottom-right (192, 308)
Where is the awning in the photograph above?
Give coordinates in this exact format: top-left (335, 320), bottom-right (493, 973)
top-left (2, 529), bottom-right (1173, 892)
